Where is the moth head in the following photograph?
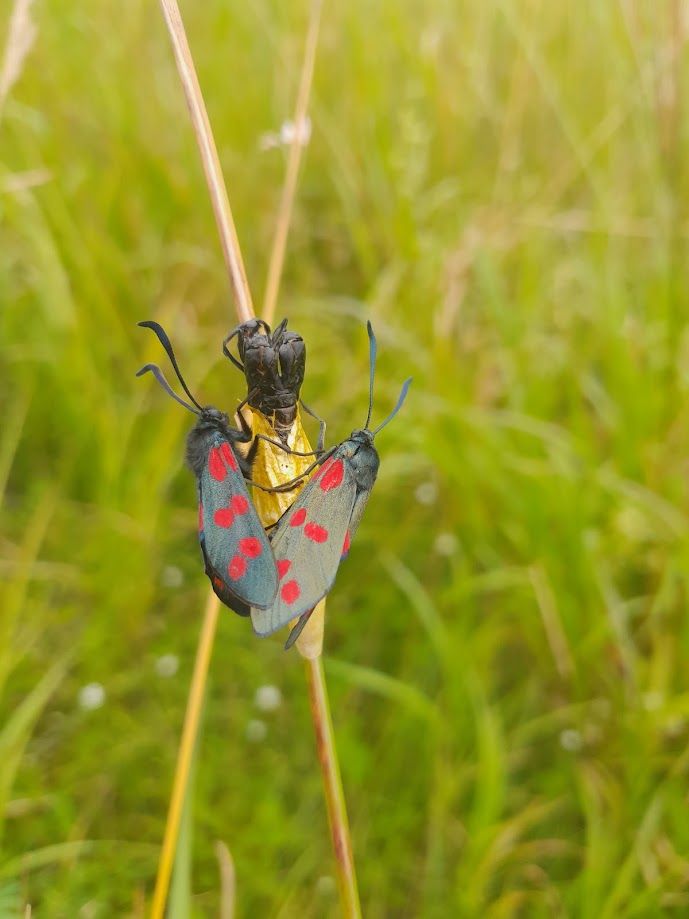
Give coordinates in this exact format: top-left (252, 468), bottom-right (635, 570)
top-left (199, 406), bottom-right (230, 428)
top-left (349, 428), bottom-right (375, 447)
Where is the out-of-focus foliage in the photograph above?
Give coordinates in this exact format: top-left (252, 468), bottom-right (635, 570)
top-left (2, 0), bottom-right (689, 915)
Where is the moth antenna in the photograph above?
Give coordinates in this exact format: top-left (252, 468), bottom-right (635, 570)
top-left (364, 320), bottom-right (377, 430)
top-left (138, 321), bottom-right (204, 411)
top-left (136, 363), bottom-right (202, 416)
top-left (372, 377), bottom-right (412, 436)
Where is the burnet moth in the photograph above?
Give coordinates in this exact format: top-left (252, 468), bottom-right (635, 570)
top-left (250, 321), bottom-right (412, 647)
top-left (136, 320), bottom-right (278, 616)
top-left (223, 318), bottom-right (325, 527)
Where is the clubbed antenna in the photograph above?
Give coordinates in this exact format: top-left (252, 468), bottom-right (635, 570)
top-left (364, 320), bottom-right (377, 430)
top-left (138, 320), bottom-right (204, 412)
top-left (372, 377), bottom-right (412, 436)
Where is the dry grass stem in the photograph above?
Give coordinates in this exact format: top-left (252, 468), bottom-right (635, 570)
top-left (215, 841), bottom-right (236, 919)
top-left (150, 593), bottom-right (220, 919)
top-left (306, 656), bottom-right (362, 918)
top-left (158, 0), bottom-right (253, 322)
top-left (529, 565), bottom-right (574, 681)
top-left (0, 0), bottom-right (36, 117)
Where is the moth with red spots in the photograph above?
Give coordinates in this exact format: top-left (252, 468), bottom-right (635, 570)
top-left (250, 321), bottom-right (412, 647)
top-left (136, 320), bottom-right (278, 616)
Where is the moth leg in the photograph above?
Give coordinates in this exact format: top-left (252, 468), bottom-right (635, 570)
top-left (235, 400), bottom-right (253, 439)
top-left (300, 399), bottom-right (327, 452)
top-left (253, 433), bottom-right (322, 458)
top-left (244, 447), bottom-right (336, 494)
top-left (222, 334), bottom-right (245, 372)
top-left (244, 433), bottom-right (262, 469)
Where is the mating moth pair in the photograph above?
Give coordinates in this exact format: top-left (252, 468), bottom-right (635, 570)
top-left (137, 319), bottom-right (411, 648)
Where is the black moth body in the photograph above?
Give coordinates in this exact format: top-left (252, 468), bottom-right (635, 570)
top-left (224, 318), bottom-right (306, 445)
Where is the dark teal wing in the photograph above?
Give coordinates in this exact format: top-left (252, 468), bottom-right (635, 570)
top-left (250, 450), bottom-right (359, 636)
top-left (198, 431), bottom-right (277, 610)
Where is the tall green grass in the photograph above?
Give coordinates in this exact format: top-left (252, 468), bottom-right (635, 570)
top-left (2, 0), bottom-right (689, 914)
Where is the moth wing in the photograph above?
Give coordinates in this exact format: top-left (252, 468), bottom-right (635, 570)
top-left (251, 452), bottom-right (357, 636)
top-left (199, 529), bottom-right (250, 617)
top-left (198, 431), bottom-right (277, 610)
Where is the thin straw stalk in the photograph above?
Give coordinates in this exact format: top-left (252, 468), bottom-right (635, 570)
top-left (306, 656), bottom-right (362, 918)
top-left (158, 0), bottom-right (253, 322)
top-left (150, 3), bottom-right (361, 917)
top-left (150, 592), bottom-right (220, 919)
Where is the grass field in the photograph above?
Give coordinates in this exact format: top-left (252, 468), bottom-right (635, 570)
top-left (2, 1), bottom-right (689, 915)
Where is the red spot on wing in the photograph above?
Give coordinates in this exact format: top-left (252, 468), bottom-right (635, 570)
top-left (198, 503), bottom-right (204, 532)
top-left (239, 537), bottom-right (262, 558)
top-left (208, 446), bottom-right (226, 481)
top-left (312, 456), bottom-right (334, 482)
top-left (319, 458), bottom-right (344, 492)
top-left (228, 555), bottom-right (247, 580)
top-left (281, 579), bottom-right (301, 604)
top-left (341, 530), bottom-right (351, 557)
top-left (214, 508), bottom-right (235, 527)
top-left (277, 559), bottom-right (291, 580)
top-left (231, 495), bottom-right (249, 515)
top-left (290, 507), bottom-right (307, 527)
top-left (213, 575), bottom-right (224, 590)
top-left (213, 495), bottom-right (249, 529)
top-left (304, 522), bottom-right (329, 543)
top-left (220, 441), bottom-right (238, 472)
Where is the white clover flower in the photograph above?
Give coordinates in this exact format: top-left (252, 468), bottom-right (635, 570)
top-left (161, 565), bottom-right (184, 588)
top-left (559, 728), bottom-right (583, 752)
top-left (254, 685), bottom-right (282, 712)
top-left (246, 719), bottom-right (268, 743)
top-left (155, 654), bottom-right (179, 678)
top-left (415, 482), bottom-right (438, 505)
top-left (259, 116), bottom-right (312, 151)
top-left (434, 532), bottom-right (457, 556)
top-left (78, 682), bottom-right (105, 711)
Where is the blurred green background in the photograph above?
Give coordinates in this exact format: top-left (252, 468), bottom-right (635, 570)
top-left (3, 0), bottom-right (689, 915)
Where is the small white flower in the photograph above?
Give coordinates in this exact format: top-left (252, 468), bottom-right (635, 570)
top-left (259, 116), bottom-right (312, 151)
top-left (254, 685), bottom-right (282, 712)
top-left (78, 682), bottom-right (105, 711)
top-left (246, 719), bottom-right (267, 743)
top-left (434, 532), bottom-right (457, 556)
top-left (559, 728), bottom-right (583, 752)
top-left (155, 654), bottom-right (179, 678)
top-left (161, 565), bottom-right (184, 588)
top-left (415, 482), bottom-right (438, 505)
